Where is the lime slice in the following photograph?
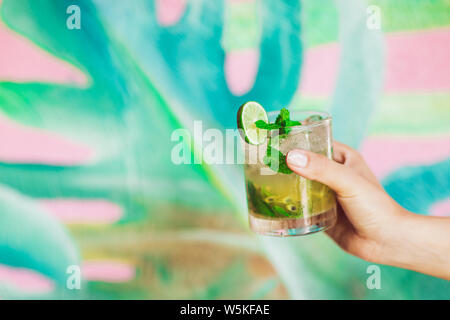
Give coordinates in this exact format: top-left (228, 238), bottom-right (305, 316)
top-left (237, 101), bottom-right (268, 145)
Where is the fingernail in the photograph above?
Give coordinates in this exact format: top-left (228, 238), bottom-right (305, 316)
top-left (287, 150), bottom-right (308, 168)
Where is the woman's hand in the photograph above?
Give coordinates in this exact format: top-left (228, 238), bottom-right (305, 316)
top-left (286, 141), bottom-right (450, 280)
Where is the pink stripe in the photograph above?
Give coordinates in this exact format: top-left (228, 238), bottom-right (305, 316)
top-left (155, 0), bottom-right (186, 26)
top-left (225, 49), bottom-right (260, 96)
top-left (0, 16), bottom-right (87, 86)
top-left (82, 261), bottom-right (135, 283)
top-left (0, 115), bottom-right (94, 165)
top-left (0, 264), bottom-right (54, 294)
top-left (297, 43), bottom-right (340, 96)
top-left (298, 28), bottom-right (450, 96)
top-left (360, 135), bottom-right (450, 179)
top-left (39, 199), bottom-right (123, 224)
top-left (385, 28), bottom-right (450, 92)
top-left (429, 198), bottom-right (450, 217)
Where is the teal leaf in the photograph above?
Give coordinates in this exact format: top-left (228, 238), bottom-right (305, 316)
top-left (0, 185), bottom-right (79, 285)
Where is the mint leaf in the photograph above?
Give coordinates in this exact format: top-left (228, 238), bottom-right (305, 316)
top-left (273, 205), bottom-right (291, 217)
top-left (254, 120), bottom-right (282, 130)
top-left (275, 108), bottom-right (290, 125)
top-left (254, 109), bottom-right (300, 132)
top-left (274, 108), bottom-right (300, 134)
top-left (246, 181), bottom-right (276, 217)
top-left (263, 144), bottom-right (293, 174)
top-left (259, 108), bottom-right (301, 175)
top-left (285, 119), bottom-right (301, 127)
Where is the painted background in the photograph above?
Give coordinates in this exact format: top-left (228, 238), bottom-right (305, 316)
top-left (0, 0), bottom-right (449, 299)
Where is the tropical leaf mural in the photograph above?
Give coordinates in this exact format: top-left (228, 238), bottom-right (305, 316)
top-left (0, 0), bottom-right (449, 299)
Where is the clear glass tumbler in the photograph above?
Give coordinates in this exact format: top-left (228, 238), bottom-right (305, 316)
top-left (243, 110), bottom-right (337, 236)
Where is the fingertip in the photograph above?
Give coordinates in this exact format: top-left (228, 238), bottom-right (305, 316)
top-left (287, 148), bottom-right (357, 195)
top-left (286, 149), bottom-right (309, 169)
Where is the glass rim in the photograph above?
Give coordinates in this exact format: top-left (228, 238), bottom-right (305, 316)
top-left (266, 110), bottom-right (332, 132)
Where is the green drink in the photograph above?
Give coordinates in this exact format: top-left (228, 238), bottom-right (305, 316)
top-left (238, 102), bottom-right (337, 236)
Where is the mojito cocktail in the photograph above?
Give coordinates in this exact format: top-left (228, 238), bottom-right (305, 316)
top-left (238, 102), bottom-right (337, 236)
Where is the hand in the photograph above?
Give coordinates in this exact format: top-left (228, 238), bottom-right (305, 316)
top-left (286, 141), bottom-right (450, 280)
top-left (286, 141), bottom-right (405, 263)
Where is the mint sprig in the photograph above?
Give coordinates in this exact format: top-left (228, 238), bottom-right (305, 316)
top-left (275, 108), bottom-right (301, 134)
top-left (254, 108), bottom-right (301, 132)
top-left (255, 108), bottom-right (301, 174)
top-left (254, 120), bottom-right (282, 130)
top-left (263, 144), bottom-right (293, 174)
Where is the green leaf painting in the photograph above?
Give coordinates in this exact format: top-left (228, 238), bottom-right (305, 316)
top-left (0, 0), bottom-right (448, 299)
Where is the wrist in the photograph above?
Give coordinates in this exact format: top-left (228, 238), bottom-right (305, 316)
top-left (376, 208), bottom-right (450, 279)
top-left (373, 207), bottom-right (417, 267)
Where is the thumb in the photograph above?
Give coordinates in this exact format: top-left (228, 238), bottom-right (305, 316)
top-left (286, 149), bottom-right (370, 197)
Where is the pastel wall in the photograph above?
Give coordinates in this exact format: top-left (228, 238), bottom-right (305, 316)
top-left (0, 0), bottom-right (448, 299)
